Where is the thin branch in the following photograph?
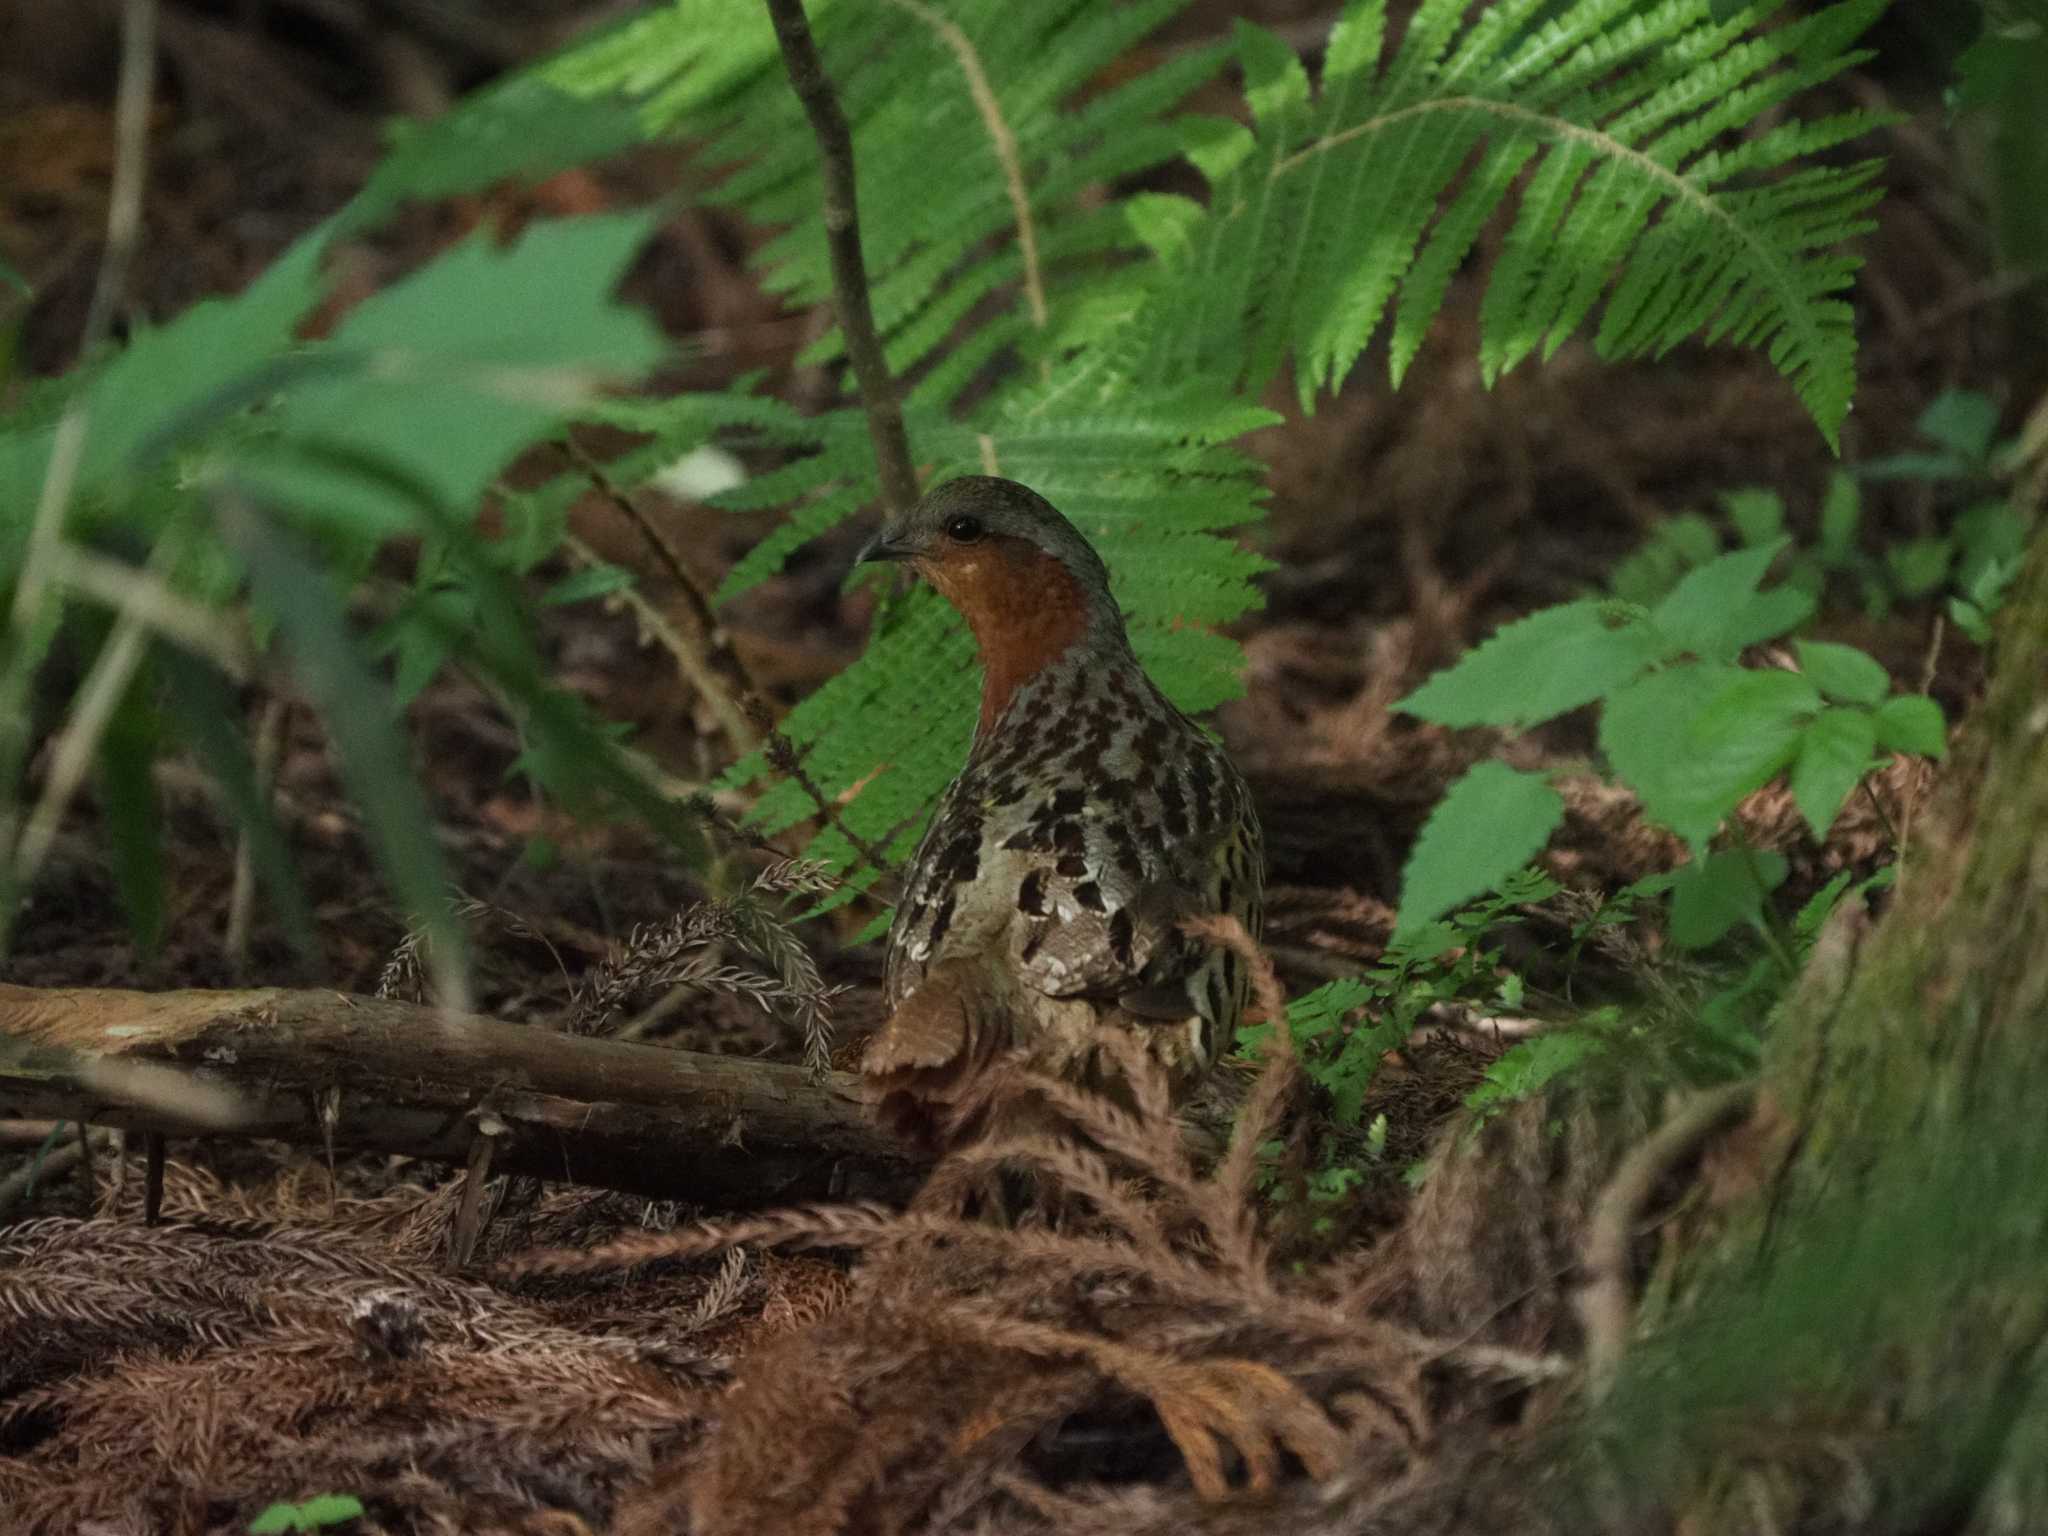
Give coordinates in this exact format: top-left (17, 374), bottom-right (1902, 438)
top-left (1577, 1080), bottom-right (1757, 1400)
top-left (53, 545), bottom-right (252, 681)
top-left (0, 1126), bottom-right (117, 1217)
top-left (883, 0), bottom-right (1046, 331)
top-left (562, 529), bottom-right (760, 758)
top-left (762, 0), bottom-right (920, 518)
top-left (753, 701), bottom-right (896, 891)
top-left (13, 534), bottom-right (186, 892)
top-left (558, 439), bottom-right (761, 755)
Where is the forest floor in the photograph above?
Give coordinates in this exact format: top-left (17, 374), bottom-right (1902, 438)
top-left (0, 3), bottom-right (2024, 1533)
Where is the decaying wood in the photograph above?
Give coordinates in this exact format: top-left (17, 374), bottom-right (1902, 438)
top-left (0, 984), bottom-right (922, 1206)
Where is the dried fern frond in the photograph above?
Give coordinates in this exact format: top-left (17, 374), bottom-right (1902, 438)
top-left (568, 867), bottom-right (848, 1069)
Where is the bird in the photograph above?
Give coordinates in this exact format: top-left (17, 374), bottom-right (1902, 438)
top-left (855, 474), bottom-right (1264, 1153)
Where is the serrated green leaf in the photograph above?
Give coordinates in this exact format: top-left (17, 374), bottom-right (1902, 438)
top-left (1396, 600), bottom-right (1661, 728)
top-left (1236, 21), bottom-right (1310, 127)
top-left (1178, 115), bottom-right (1256, 184)
top-left (1669, 847), bottom-right (1789, 949)
top-left (1690, 666), bottom-right (1823, 736)
top-left (1125, 193), bottom-right (1206, 266)
top-left (1394, 762), bottom-right (1564, 937)
top-left (1602, 662), bottom-right (1810, 847)
top-left (1465, 1029), bottom-right (1607, 1114)
top-left (1650, 540), bottom-right (1812, 660)
top-left (244, 211), bottom-right (666, 536)
top-left (1610, 512), bottom-right (1722, 605)
top-left (1794, 639), bottom-right (1890, 705)
top-left (1873, 693), bottom-right (1947, 758)
top-left (1791, 707), bottom-right (1877, 839)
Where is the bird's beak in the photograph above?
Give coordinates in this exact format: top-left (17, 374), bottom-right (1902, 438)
top-left (857, 527), bottom-right (916, 565)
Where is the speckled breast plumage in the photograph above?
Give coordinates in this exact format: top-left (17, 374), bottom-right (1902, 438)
top-left (884, 649), bottom-right (1264, 1086)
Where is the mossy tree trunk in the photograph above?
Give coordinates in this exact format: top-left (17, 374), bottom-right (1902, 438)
top-left (1591, 508), bottom-right (2048, 1531)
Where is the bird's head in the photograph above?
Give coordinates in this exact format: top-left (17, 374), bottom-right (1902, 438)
top-left (859, 476), bottom-right (1127, 730)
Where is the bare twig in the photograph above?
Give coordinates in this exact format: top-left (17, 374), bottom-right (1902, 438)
top-left (449, 1113), bottom-right (505, 1269)
top-left (753, 699), bottom-right (896, 888)
top-left (1578, 1081), bottom-right (1757, 1399)
top-left (559, 440), bottom-right (761, 754)
top-left (762, 0), bottom-right (920, 517)
top-left (52, 545), bottom-right (253, 680)
top-left (0, 1126), bottom-right (115, 1215)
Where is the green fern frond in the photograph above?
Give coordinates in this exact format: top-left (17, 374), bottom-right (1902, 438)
top-left (525, 0), bottom-right (1894, 887)
top-left (1132, 0), bottom-right (1892, 445)
top-left (547, 0), bottom-right (1224, 404)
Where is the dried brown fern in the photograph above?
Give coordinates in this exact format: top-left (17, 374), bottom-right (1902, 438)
top-left (569, 858), bottom-right (849, 1071)
top-left (501, 1006), bottom-right (1452, 1534)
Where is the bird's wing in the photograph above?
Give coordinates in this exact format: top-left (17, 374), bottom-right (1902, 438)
top-left (1004, 780), bottom-right (1260, 1011)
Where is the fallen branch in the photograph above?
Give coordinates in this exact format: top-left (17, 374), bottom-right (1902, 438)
top-left (0, 984), bottom-right (921, 1208)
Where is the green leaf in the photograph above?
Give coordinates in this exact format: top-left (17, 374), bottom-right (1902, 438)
top-left (159, 649), bottom-right (319, 962)
top-left (1790, 707), bottom-right (1877, 839)
top-left (1723, 489), bottom-right (1786, 547)
top-left (1817, 470), bottom-right (1861, 565)
top-left (1886, 537), bottom-right (1952, 599)
top-left (1914, 388), bottom-right (2000, 465)
top-left (1610, 512), bottom-right (1721, 604)
top-left (249, 1493), bottom-right (366, 1534)
top-left (347, 75), bottom-right (646, 233)
top-left (540, 563), bottom-right (635, 607)
top-left (94, 673), bottom-right (166, 955)
top-left (1689, 667), bottom-right (1823, 736)
top-left (1602, 663), bottom-right (1812, 847)
top-left (244, 211), bottom-right (667, 536)
top-left (0, 227), bottom-right (330, 515)
top-left (1794, 869), bottom-right (1855, 941)
top-left (1793, 639), bottom-right (1890, 705)
top-left (1650, 540), bottom-right (1813, 661)
top-left (1395, 601), bottom-right (1661, 728)
top-left (1669, 848), bottom-right (1790, 949)
top-left (220, 497), bottom-right (464, 985)
top-left (1949, 597), bottom-right (1992, 645)
top-left (1126, 193), bottom-right (1206, 266)
top-left (1236, 22), bottom-right (1311, 128)
top-left (1465, 1029), bottom-right (1608, 1115)
top-left (1872, 693), bottom-right (1947, 758)
top-left (1394, 762), bottom-right (1564, 937)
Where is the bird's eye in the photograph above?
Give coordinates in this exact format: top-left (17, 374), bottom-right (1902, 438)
top-left (945, 514), bottom-right (985, 543)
